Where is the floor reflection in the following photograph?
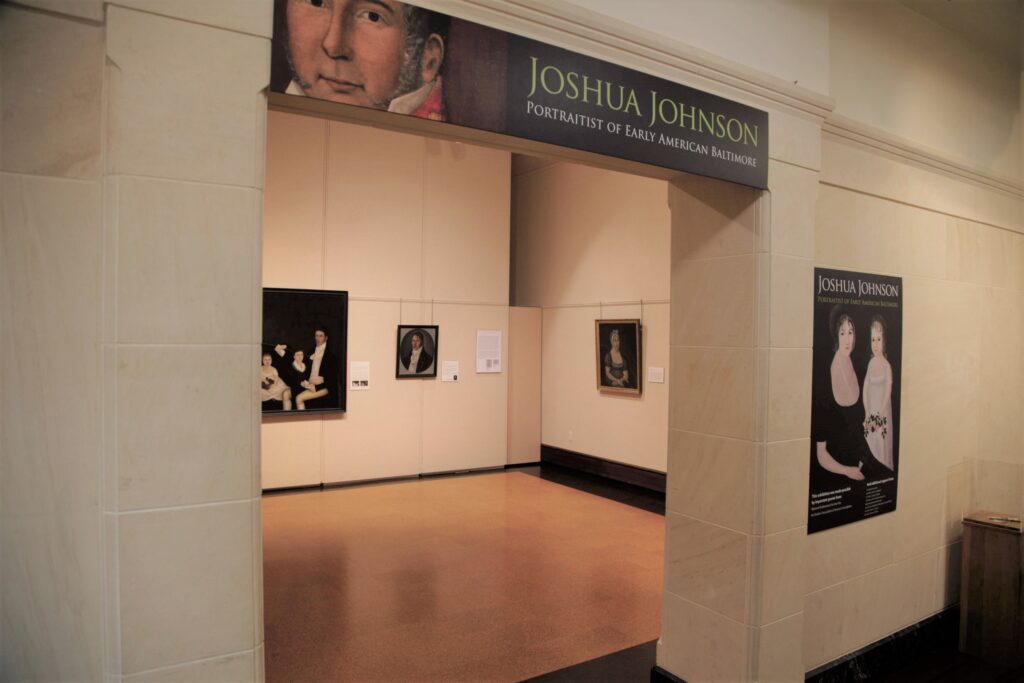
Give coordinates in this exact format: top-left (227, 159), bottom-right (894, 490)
top-left (263, 469), bottom-right (664, 682)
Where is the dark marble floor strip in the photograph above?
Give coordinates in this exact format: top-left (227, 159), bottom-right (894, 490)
top-left (521, 640), bottom-right (657, 683)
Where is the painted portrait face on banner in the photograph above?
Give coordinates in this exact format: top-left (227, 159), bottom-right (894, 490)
top-left (283, 0), bottom-right (446, 114)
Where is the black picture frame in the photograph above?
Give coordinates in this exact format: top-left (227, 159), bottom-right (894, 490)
top-left (395, 325), bottom-right (439, 378)
top-left (261, 288), bottom-right (348, 415)
top-left (595, 319), bottom-right (642, 395)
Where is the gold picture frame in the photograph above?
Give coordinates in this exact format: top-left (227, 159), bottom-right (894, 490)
top-left (595, 319), bottom-right (641, 395)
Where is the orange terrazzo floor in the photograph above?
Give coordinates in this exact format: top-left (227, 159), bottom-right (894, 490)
top-left (262, 471), bottom-right (664, 682)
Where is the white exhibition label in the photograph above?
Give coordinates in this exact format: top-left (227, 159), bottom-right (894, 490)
top-left (476, 330), bottom-right (502, 373)
top-left (441, 360), bottom-right (460, 382)
top-left (350, 361), bottom-right (370, 390)
top-left (647, 367), bottom-right (665, 384)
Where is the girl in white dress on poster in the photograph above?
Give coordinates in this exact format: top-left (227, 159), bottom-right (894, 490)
top-left (862, 315), bottom-right (893, 470)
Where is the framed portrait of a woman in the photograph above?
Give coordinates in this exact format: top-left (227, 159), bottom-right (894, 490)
top-left (595, 320), bottom-right (641, 395)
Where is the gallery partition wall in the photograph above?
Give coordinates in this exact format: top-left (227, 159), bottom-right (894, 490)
top-left (261, 110), bottom-right (681, 489)
top-left (261, 113), bottom-right (515, 487)
top-left (511, 156), bottom-right (671, 474)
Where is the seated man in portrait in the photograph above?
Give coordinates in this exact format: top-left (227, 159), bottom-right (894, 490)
top-left (292, 327), bottom-right (339, 409)
top-left (283, 0), bottom-right (449, 121)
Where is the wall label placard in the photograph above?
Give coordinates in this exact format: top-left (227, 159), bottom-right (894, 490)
top-left (476, 330), bottom-right (502, 373)
top-left (350, 361), bottom-right (370, 391)
top-left (441, 360), bottom-right (459, 382)
top-left (270, 0), bottom-right (768, 188)
top-left (808, 268), bottom-right (902, 533)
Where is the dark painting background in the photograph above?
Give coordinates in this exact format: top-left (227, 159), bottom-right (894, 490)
top-left (596, 320), bottom-right (641, 393)
top-left (262, 288), bottom-right (348, 414)
top-left (396, 325), bottom-right (438, 377)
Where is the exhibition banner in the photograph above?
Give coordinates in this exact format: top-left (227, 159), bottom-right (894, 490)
top-left (808, 268), bottom-right (902, 533)
top-left (271, 0), bottom-right (769, 188)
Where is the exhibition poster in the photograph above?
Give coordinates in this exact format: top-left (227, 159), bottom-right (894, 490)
top-left (808, 268), bottom-right (902, 533)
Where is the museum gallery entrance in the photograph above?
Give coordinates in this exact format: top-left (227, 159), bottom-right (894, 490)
top-left (256, 101), bottom-right (715, 679)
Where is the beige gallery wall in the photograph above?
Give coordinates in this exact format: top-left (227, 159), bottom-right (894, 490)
top-left (262, 111), bottom-right (514, 488)
top-left (512, 161), bottom-right (671, 473)
top-left (804, 139), bottom-right (1024, 671)
top-left (830, 2), bottom-right (1022, 182)
top-left (558, 0), bottom-right (830, 95)
top-left (507, 306), bottom-right (543, 465)
top-left (800, 3), bottom-right (1024, 671)
top-left (3, 1), bottom-right (269, 679)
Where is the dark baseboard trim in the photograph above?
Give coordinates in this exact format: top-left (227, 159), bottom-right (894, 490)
top-left (541, 444), bottom-right (666, 493)
top-left (261, 483), bottom-right (323, 496)
top-left (650, 665), bottom-right (686, 683)
top-left (420, 465), bottom-right (505, 479)
top-left (504, 461), bottom-right (542, 469)
top-left (805, 608), bottom-right (959, 682)
top-left (323, 474), bottom-right (421, 489)
top-left (263, 465), bottom-right (517, 496)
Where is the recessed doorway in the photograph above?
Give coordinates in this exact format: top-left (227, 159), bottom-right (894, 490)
top-left (260, 108), bottom-right (675, 680)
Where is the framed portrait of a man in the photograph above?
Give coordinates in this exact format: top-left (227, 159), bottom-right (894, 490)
top-left (262, 288), bottom-right (348, 415)
top-left (595, 319), bottom-right (641, 395)
top-left (396, 325), bottom-right (438, 378)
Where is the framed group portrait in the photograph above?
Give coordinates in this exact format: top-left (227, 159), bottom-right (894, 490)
top-left (595, 319), bottom-right (642, 395)
top-left (396, 325), bottom-right (439, 379)
top-left (261, 288), bottom-right (348, 415)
